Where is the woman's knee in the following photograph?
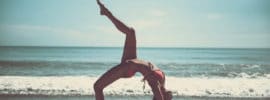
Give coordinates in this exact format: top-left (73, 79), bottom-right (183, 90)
top-left (93, 81), bottom-right (104, 92)
top-left (125, 28), bottom-right (135, 36)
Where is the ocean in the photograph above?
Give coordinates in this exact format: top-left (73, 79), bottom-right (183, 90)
top-left (0, 46), bottom-right (270, 99)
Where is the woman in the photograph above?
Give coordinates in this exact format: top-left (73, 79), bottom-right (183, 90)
top-left (94, 0), bottom-right (172, 100)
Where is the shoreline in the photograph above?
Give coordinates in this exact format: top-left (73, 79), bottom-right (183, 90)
top-left (0, 95), bottom-right (269, 100)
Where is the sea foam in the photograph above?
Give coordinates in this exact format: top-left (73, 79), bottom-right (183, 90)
top-left (0, 76), bottom-right (269, 97)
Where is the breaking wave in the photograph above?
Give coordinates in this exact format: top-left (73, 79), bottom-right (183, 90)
top-left (0, 76), bottom-right (269, 97)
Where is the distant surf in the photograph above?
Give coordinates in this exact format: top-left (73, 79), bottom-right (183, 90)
top-left (1, 61), bottom-right (270, 78)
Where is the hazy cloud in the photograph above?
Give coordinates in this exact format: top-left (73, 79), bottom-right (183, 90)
top-left (207, 13), bottom-right (224, 20)
top-left (0, 24), bottom-right (94, 46)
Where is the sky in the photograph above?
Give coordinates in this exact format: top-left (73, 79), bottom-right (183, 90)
top-left (0, 0), bottom-right (269, 48)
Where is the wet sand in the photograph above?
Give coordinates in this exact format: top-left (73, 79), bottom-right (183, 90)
top-left (0, 95), bottom-right (269, 100)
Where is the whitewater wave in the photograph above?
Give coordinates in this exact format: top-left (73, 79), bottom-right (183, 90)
top-left (0, 76), bottom-right (269, 97)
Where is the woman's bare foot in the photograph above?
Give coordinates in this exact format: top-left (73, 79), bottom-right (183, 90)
top-left (97, 0), bottom-right (111, 16)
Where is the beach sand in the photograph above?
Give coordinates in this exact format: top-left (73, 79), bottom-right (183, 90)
top-left (0, 95), bottom-right (269, 100)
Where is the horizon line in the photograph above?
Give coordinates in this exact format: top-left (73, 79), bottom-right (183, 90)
top-left (0, 45), bottom-right (269, 49)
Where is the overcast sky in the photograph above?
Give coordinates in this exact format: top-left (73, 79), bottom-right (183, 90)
top-left (0, 0), bottom-right (269, 48)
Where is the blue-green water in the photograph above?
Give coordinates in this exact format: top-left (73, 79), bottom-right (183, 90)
top-left (0, 47), bottom-right (269, 77)
top-left (0, 46), bottom-right (270, 97)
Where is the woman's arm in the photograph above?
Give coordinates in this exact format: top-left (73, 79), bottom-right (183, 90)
top-left (148, 78), bottom-right (164, 100)
top-left (97, 0), bottom-right (134, 34)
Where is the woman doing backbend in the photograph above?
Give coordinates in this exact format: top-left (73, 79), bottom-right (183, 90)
top-left (94, 0), bottom-right (172, 100)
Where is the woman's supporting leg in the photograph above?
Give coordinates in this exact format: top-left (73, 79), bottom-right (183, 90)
top-left (94, 63), bottom-right (130, 100)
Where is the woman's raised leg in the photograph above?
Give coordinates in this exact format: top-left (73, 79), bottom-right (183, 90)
top-left (121, 31), bottom-right (137, 62)
top-left (97, 0), bottom-right (137, 62)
